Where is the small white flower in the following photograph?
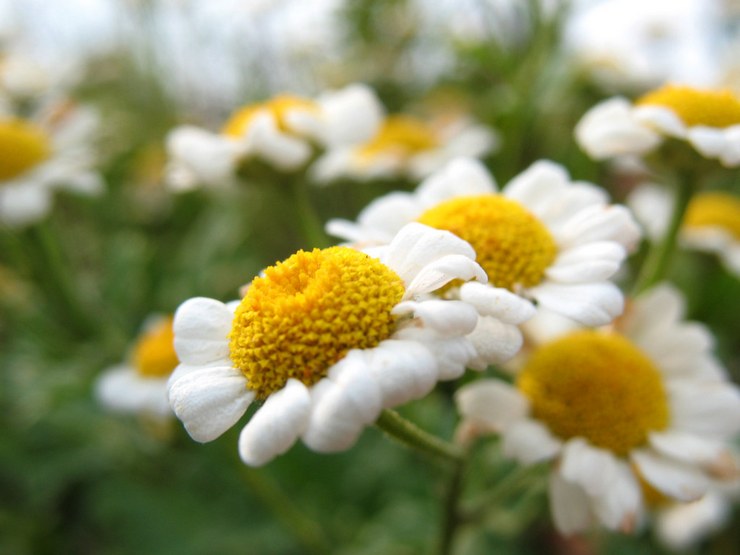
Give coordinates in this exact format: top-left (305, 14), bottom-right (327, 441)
top-left (95, 316), bottom-right (179, 419)
top-left (165, 83), bottom-right (384, 189)
top-left (311, 112), bottom-right (498, 183)
top-left (456, 284), bottom-right (740, 535)
top-left (168, 223), bottom-right (506, 466)
top-left (327, 157), bottom-right (640, 368)
top-left (576, 85), bottom-right (740, 167)
top-left (629, 184), bottom-right (740, 277)
top-left (0, 100), bottom-right (103, 227)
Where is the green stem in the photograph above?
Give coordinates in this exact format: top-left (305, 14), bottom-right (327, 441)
top-left (461, 463), bottom-right (544, 523)
top-left (240, 467), bottom-right (329, 555)
top-left (438, 459), bottom-right (466, 555)
top-left (289, 177), bottom-right (331, 249)
top-left (632, 173), bottom-right (695, 294)
top-left (375, 409), bottom-right (464, 464)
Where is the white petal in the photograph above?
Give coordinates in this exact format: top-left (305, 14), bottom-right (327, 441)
top-left (366, 340), bottom-right (438, 408)
top-left (549, 471), bottom-right (593, 535)
top-left (95, 365), bottom-right (170, 418)
top-left (173, 297), bottom-right (233, 365)
top-left (316, 83), bottom-right (385, 147)
top-left (325, 192), bottom-right (419, 243)
top-left (687, 126), bottom-right (726, 158)
top-left (528, 281), bottom-right (624, 326)
top-left (405, 254), bottom-right (487, 297)
top-left (0, 181), bottom-right (52, 227)
top-left (502, 419), bottom-right (561, 464)
top-left (631, 448), bottom-right (709, 502)
top-left (459, 282), bottom-right (536, 325)
top-left (656, 492), bottom-right (732, 550)
top-left (649, 431), bottom-right (729, 469)
top-left (545, 242), bottom-right (626, 283)
top-left (238, 379), bottom-right (310, 466)
top-left (503, 160), bottom-right (571, 215)
top-left (455, 380), bottom-right (529, 430)
top-left (557, 204), bottom-right (641, 251)
top-left (415, 157), bottom-right (497, 205)
top-left (169, 366), bottom-right (252, 442)
top-left (395, 326), bottom-right (476, 380)
top-left (634, 105), bottom-right (687, 138)
top-left (591, 460), bottom-right (642, 533)
top-left (302, 355), bottom-right (383, 452)
top-left (668, 380), bottom-right (740, 438)
top-left (247, 113), bottom-right (312, 170)
top-left (392, 299), bottom-right (478, 335)
top-left (560, 439), bottom-right (623, 497)
top-left (466, 316), bottom-right (524, 369)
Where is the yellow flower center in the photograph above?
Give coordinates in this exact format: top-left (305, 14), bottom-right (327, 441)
top-left (637, 85), bottom-right (740, 128)
top-left (417, 195), bottom-right (557, 291)
top-left (221, 94), bottom-right (318, 137)
top-left (132, 317), bottom-right (179, 378)
top-left (358, 115), bottom-right (439, 160)
top-left (0, 118), bottom-right (52, 181)
top-left (684, 192), bottom-right (740, 240)
top-left (517, 330), bottom-right (669, 456)
top-left (229, 247), bottom-right (405, 400)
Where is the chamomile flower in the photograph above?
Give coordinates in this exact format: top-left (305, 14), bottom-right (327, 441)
top-left (165, 83), bottom-right (383, 190)
top-left (327, 157), bottom-right (640, 369)
top-left (576, 84), bottom-right (740, 167)
top-left (628, 185), bottom-right (740, 276)
top-left (456, 284), bottom-right (740, 535)
top-left (0, 100), bottom-right (102, 227)
top-left (311, 112), bottom-right (497, 183)
top-left (95, 316), bottom-right (179, 418)
top-left (168, 223), bottom-right (496, 467)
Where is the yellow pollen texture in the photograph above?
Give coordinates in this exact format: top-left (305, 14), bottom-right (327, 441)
top-left (359, 115), bottom-right (439, 159)
top-left (133, 317), bottom-right (179, 378)
top-left (221, 94), bottom-right (318, 137)
top-left (684, 192), bottom-right (740, 240)
top-left (229, 247), bottom-right (405, 400)
top-left (637, 85), bottom-right (740, 128)
top-left (517, 330), bottom-right (669, 456)
top-left (417, 195), bottom-right (557, 291)
top-left (0, 118), bottom-right (51, 181)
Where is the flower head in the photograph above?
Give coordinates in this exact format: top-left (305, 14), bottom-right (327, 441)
top-left (456, 284), bottom-right (740, 535)
top-left (327, 157), bottom-right (640, 368)
top-left (311, 112), bottom-right (498, 183)
top-left (0, 100), bottom-right (103, 227)
top-left (168, 223), bottom-right (498, 466)
top-left (576, 85), bottom-right (740, 167)
top-left (95, 316), bottom-right (179, 418)
top-left (165, 83), bottom-right (384, 190)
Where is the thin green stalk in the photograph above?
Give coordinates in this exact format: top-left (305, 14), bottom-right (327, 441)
top-left (375, 409), bottom-right (464, 464)
top-left (461, 463), bottom-right (544, 523)
top-left (632, 173), bottom-right (695, 294)
top-left (240, 466), bottom-right (329, 555)
top-left (290, 177), bottom-right (331, 249)
top-left (438, 459), bottom-right (466, 555)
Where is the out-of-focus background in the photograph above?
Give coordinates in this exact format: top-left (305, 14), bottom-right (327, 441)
top-left (1, 1), bottom-right (738, 553)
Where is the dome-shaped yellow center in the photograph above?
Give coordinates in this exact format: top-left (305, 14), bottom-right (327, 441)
top-left (517, 330), bottom-right (669, 456)
top-left (0, 118), bottom-right (52, 181)
top-left (684, 192), bottom-right (740, 239)
top-left (229, 247), bottom-right (405, 399)
top-left (221, 94), bottom-right (318, 137)
top-left (132, 317), bottom-right (179, 378)
top-left (358, 115), bottom-right (439, 160)
top-left (417, 195), bottom-right (557, 291)
top-left (637, 85), bottom-right (740, 128)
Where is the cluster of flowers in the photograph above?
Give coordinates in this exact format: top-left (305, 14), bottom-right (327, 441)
top-left (97, 81), bottom-right (740, 542)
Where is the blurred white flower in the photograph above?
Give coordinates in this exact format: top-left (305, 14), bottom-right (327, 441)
top-left (456, 284), bottom-right (740, 535)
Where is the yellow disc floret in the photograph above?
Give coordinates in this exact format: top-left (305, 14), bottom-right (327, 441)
top-left (684, 192), bottom-right (740, 239)
top-left (637, 85), bottom-right (740, 128)
top-left (359, 115), bottom-right (439, 160)
top-left (0, 118), bottom-right (51, 181)
top-left (517, 330), bottom-right (669, 456)
top-left (229, 247), bottom-right (405, 399)
top-left (132, 317), bottom-right (179, 378)
top-left (221, 94), bottom-right (318, 137)
top-left (418, 195), bottom-right (557, 291)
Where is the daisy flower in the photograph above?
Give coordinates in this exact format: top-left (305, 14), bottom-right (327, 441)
top-left (95, 316), bottom-right (179, 418)
top-left (327, 158), bottom-right (640, 367)
top-left (311, 112), bottom-right (497, 183)
top-left (0, 99), bottom-right (103, 227)
top-left (628, 185), bottom-right (740, 276)
top-left (456, 284), bottom-right (740, 535)
top-left (165, 83), bottom-right (384, 190)
top-left (575, 84), bottom-right (740, 167)
top-left (168, 223), bottom-right (501, 467)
